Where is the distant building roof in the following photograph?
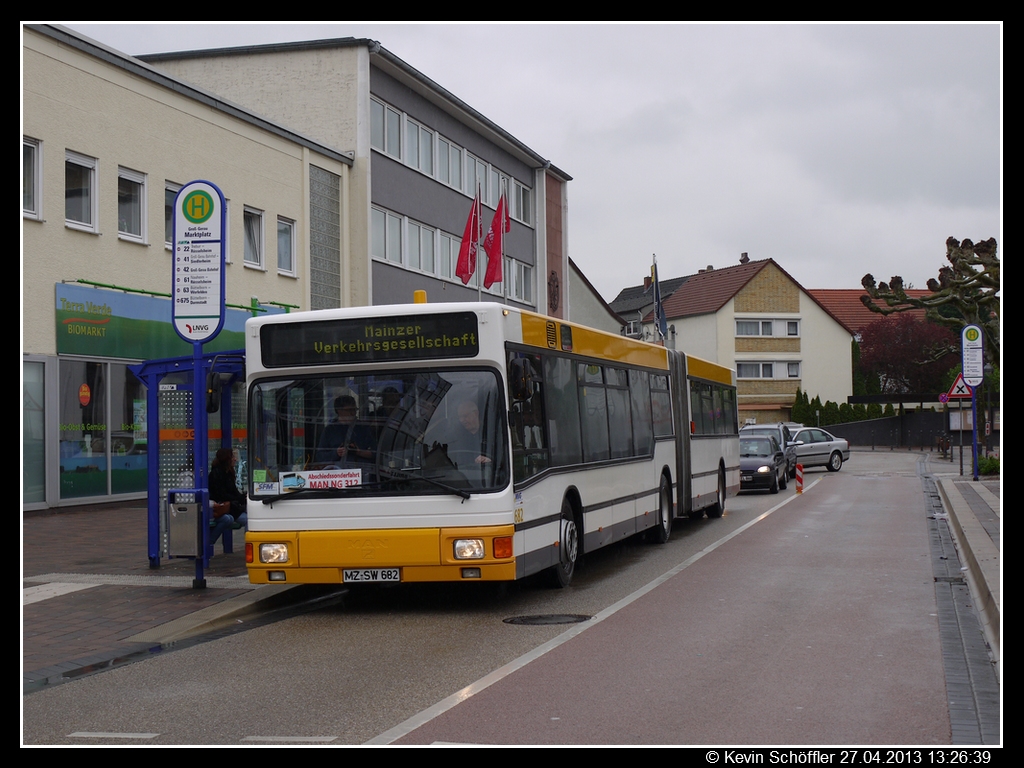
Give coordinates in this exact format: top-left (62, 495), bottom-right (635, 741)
top-left (628, 259), bottom-right (856, 336)
top-left (808, 289), bottom-right (931, 333)
top-left (609, 275), bottom-right (690, 317)
top-left (657, 260), bottom-right (771, 321)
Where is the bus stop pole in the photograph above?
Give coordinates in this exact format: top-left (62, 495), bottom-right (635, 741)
top-left (193, 340), bottom-right (208, 588)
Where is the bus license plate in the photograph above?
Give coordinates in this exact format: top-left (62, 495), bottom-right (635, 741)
top-left (343, 568), bottom-right (400, 583)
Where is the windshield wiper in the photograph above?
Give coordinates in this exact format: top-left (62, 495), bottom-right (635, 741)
top-left (378, 466), bottom-right (471, 500)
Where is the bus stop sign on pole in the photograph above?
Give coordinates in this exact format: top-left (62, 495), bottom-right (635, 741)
top-left (172, 181), bottom-right (226, 344)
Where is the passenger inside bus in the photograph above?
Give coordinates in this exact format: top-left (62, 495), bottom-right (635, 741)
top-left (315, 395), bottom-right (376, 466)
top-left (437, 398), bottom-right (493, 469)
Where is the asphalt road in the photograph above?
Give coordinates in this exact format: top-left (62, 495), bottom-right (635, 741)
top-left (22, 452), bottom-right (968, 745)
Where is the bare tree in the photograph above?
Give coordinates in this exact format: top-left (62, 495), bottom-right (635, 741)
top-left (861, 237), bottom-right (999, 360)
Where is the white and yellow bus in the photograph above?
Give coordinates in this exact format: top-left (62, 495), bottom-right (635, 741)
top-left (244, 302), bottom-right (739, 587)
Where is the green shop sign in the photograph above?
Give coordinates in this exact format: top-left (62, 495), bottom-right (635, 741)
top-left (55, 283), bottom-right (273, 359)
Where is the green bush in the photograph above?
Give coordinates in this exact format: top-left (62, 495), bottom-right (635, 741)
top-left (978, 456), bottom-right (1000, 475)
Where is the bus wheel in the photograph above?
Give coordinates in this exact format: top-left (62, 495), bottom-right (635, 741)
top-left (651, 475), bottom-right (672, 544)
top-left (707, 467), bottom-right (726, 518)
top-left (548, 498), bottom-right (578, 588)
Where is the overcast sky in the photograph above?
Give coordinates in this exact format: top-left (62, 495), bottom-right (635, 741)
top-left (59, 22), bottom-right (1002, 304)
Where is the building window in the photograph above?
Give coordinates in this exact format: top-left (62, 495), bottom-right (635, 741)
top-left (406, 118), bottom-right (434, 176)
top-left (438, 137), bottom-right (463, 192)
top-left (371, 207), bottom-right (403, 264)
top-left (439, 232), bottom-right (457, 279)
top-left (468, 153), bottom-right (488, 202)
top-left (164, 182), bottom-right (181, 247)
top-left (244, 206), bottom-right (264, 267)
top-left (118, 167), bottom-right (146, 242)
top-left (788, 362), bottom-right (801, 378)
top-left (511, 180), bottom-right (533, 225)
top-left (371, 98), bottom-right (402, 160)
top-left (278, 217), bottom-right (295, 274)
top-left (65, 150), bottom-right (97, 231)
top-left (736, 318), bottom-right (800, 337)
top-left (24, 137), bottom-right (41, 219)
top-left (737, 362), bottom-right (772, 379)
top-left (513, 261), bottom-right (534, 304)
top-left (407, 221), bottom-right (435, 274)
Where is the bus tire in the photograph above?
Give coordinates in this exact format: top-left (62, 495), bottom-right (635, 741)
top-left (651, 474), bottom-right (672, 544)
top-left (548, 498), bottom-right (579, 588)
top-left (707, 466), bottom-right (726, 518)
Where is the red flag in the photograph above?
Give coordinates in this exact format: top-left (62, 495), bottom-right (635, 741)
top-left (483, 192), bottom-right (510, 289)
top-left (455, 188), bottom-right (481, 285)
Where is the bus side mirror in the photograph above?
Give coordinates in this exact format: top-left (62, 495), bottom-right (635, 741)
top-left (509, 357), bottom-right (536, 402)
top-left (206, 370), bottom-right (223, 413)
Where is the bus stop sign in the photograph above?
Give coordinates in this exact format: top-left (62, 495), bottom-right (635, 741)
top-left (172, 180), bottom-right (226, 344)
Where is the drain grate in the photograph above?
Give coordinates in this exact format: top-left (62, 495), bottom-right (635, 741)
top-left (503, 614), bottom-right (592, 626)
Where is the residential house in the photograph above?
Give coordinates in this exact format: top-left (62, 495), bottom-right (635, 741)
top-left (634, 259), bottom-right (856, 424)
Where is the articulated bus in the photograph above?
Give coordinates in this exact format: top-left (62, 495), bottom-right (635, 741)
top-left (244, 302), bottom-right (739, 587)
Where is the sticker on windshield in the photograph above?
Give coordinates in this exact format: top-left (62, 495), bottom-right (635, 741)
top-left (281, 469), bottom-right (363, 491)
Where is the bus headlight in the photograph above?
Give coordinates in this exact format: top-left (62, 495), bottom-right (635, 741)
top-left (260, 543), bottom-right (289, 563)
top-left (454, 538), bottom-right (485, 559)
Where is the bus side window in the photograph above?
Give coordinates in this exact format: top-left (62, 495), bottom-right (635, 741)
top-left (508, 352), bottom-right (548, 482)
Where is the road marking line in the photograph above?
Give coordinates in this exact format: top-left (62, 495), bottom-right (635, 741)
top-left (68, 732), bottom-right (159, 739)
top-left (241, 736), bottom-right (337, 742)
top-left (365, 478), bottom-right (821, 745)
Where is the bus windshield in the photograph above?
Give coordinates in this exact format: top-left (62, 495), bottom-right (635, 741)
top-left (249, 368), bottom-right (509, 497)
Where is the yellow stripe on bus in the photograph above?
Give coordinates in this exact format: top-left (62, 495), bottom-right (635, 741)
top-left (519, 312), bottom-right (669, 370)
top-left (685, 355), bottom-right (734, 386)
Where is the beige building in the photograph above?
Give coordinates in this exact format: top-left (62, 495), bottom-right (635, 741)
top-left (635, 259), bottom-right (855, 424)
top-left (23, 25), bottom-right (574, 510)
top-left (23, 25), bottom-right (353, 508)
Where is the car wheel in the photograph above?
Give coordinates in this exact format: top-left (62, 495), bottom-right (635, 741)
top-left (827, 451), bottom-right (843, 472)
top-left (651, 475), bottom-right (672, 544)
top-left (548, 498), bottom-right (578, 588)
top-left (780, 468), bottom-right (788, 490)
top-left (770, 471), bottom-right (779, 494)
top-left (707, 466), bottom-right (726, 518)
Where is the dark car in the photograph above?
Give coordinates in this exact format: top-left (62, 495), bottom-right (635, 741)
top-left (740, 423), bottom-right (797, 478)
top-left (790, 427), bottom-right (850, 472)
top-left (739, 435), bottom-right (787, 494)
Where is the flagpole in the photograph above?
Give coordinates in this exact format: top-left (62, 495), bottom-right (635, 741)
top-left (476, 182), bottom-right (483, 302)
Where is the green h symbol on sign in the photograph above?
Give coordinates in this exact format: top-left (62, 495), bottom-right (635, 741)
top-left (183, 190), bottom-right (214, 223)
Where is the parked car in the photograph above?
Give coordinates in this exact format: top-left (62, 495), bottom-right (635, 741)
top-left (740, 423), bottom-right (797, 478)
top-left (739, 435), bottom-right (788, 494)
top-left (790, 427), bottom-right (850, 471)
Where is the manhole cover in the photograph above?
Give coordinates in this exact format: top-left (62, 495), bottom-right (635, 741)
top-left (503, 614), bottom-right (592, 626)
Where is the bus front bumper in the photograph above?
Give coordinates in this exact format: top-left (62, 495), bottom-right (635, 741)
top-left (245, 525), bottom-right (516, 584)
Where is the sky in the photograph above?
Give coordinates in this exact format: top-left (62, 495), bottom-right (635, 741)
top-left (59, 22), bottom-right (1002, 304)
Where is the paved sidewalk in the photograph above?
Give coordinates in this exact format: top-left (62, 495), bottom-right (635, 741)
top-left (22, 503), bottom-right (291, 692)
top-left (22, 462), bottom-right (1000, 697)
top-left (934, 475), bottom-right (1000, 664)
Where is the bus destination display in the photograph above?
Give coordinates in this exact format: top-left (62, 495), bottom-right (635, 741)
top-left (261, 311), bottom-right (480, 367)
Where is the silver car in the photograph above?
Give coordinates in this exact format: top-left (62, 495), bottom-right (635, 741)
top-left (790, 427), bottom-right (850, 472)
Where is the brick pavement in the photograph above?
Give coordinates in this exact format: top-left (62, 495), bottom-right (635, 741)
top-left (23, 503), bottom-right (254, 689)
